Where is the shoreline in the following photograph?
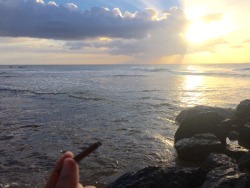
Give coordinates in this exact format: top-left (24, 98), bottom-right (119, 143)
top-left (108, 99), bottom-right (250, 188)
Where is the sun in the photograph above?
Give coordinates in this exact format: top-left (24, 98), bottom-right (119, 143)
top-left (184, 4), bottom-right (232, 44)
top-left (186, 18), bottom-right (230, 44)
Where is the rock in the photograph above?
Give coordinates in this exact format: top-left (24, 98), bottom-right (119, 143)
top-left (108, 102), bottom-right (250, 188)
top-left (239, 152), bottom-right (250, 171)
top-left (239, 122), bottom-right (250, 148)
top-left (174, 112), bottom-right (226, 144)
top-left (228, 131), bottom-right (240, 141)
top-left (176, 105), bottom-right (235, 125)
top-left (188, 153), bottom-right (237, 187)
top-left (235, 99), bottom-right (250, 124)
top-left (200, 153), bottom-right (250, 188)
top-left (201, 165), bottom-right (250, 188)
top-left (107, 166), bottom-right (199, 188)
top-left (225, 144), bottom-right (249, 160)
top-left (201, 153), bottom-right (237, 171)
top-left (221, 119), bottom-right (236, 133)
top-left (175, 133), bottom-right (224, 162)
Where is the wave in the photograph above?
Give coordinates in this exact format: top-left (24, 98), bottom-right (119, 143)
top-left (172, 70), bottom-right (250, 78)
top-left (68, 94), bottom-right (103, 101)
top-left (0, 87), bottom-right (65, 96)
top-left (0, 87), bottom-right (30, 93)
top-left (131, 66), bottom-right (171, 72)
top-left (0, 87), bottom-right (104, 103)
top-left (234, 67), bottom-right (250, 71)
top-left (112, 74), bottom-right (145, 77)
top-left (130, 66), bottom-right (250, 78)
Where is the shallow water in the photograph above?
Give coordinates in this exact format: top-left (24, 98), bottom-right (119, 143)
top-left (0, 64), bottom-right (249, 187)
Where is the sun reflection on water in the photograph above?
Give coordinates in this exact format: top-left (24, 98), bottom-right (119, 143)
top-left (153, 133), bottom-right (174, 147)
top-left (179, 65), bottom-right (207, 107)
top-left (184, 75), bottom-right (204, 91)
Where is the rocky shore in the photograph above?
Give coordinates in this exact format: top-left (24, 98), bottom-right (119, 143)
top-left (107, 99), bottom-right (250, 188)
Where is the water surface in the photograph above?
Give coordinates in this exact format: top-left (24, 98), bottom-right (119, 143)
top-left (0, 64), bottom-right (249, 187)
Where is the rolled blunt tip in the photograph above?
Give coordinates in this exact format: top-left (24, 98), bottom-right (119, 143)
top-left (73, 142), bottom-right (102, 163)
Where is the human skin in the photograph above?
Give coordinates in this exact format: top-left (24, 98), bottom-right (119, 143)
top-left (45, 151), bottom-right (95, 188)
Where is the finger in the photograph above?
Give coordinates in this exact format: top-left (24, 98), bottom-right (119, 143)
top-left (78, 184), bottom-right (84, 188)
top-left (55, 158), bottom-right (79, 188)
top-left (45, 151), bottom-right (73, 188)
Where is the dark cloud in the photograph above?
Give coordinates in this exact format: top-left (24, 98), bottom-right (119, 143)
top-left (0, 0), bottom-right (185, 41)
top-left (0, 0), bottom-right (188, 58)
top-left (64, 7), bottom-right (188, 58)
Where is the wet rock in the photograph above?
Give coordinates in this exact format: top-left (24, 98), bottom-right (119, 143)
top-left (176, 105), bottom-right (235, 125)
top-left (224, 144), bottom-right (249, 161)
top-left (221, 119), bottom-right (236, 133)
top-left (201, 165), bottom-right (250, 188)
top-left (235, 99), bottom-right (250, 124)
top-left (186, 153), bottom-right (236, 187)
top-left (201, 153), bottom-right (237, 171)
top-left (200, 154), bottom-right (250, 188)
top-left (228, 131), bottom-right (240, 141)
top-left (175, 133), bottom-right (224, 162)
top-left (174, 112), bottom-right (226, 144)
top-left (239, 152), bottom-right (250, 171)
top-left (107, 166), bottom-right (199, 188)
top-left (239, 122), bottom-right (250, 148)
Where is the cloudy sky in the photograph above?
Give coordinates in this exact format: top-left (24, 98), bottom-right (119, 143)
top-left (0, 0), bottom-right (250, 64)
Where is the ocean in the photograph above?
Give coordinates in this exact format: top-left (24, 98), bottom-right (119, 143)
top-left (0, 64), bottom-right (249, 187)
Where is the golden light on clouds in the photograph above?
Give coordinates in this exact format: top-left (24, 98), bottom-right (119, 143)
top-left (183, 0), bottom-right (234, 44)
top-left (99, 37), bottom-right (112, 42)
top-left (1, 0), bottom-right (250, 64)
top-left (181, 0), bottom-right (250, 64)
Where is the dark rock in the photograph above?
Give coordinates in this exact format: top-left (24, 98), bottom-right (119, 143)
top-left (175, 133), bottom-right (224, 162)
top-left (108, 102), bottom-right (250, 188)
top-left (239, 152), bottom-right (250, 171)
top-left (228, 131), bottom-right (240, 141)
top-left (225, 144), bottom-right (249, 160)
top-left (188, 153), bottom-right (237, 188)
top-left (176, 105), bottom-right (235, 125)
top-left (107, 166), bottom-right (199, 188)
top-left (221, 119), bottom-right (236, 132)
top-left (198, 153), bottom-right (250, 188)
top-left (201, 153), bottom-right (237, 171)
top-left (201, 165), bottom-right (250, 188)
top-left (235, 99), bottom-right (250, 124)
top-left (174, 112), bottom-right (226, 144)
top-left (239, 122), bottom-right (250, 148)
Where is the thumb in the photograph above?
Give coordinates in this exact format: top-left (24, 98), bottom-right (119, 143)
top-left (55, 158), bottom-right (79, 188)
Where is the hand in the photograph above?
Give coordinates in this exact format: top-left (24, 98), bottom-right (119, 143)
top-left (45, 151), bottom-right (96, 188)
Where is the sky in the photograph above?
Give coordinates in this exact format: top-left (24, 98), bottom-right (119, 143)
top-left (0, 0), bottom-right (250, 64)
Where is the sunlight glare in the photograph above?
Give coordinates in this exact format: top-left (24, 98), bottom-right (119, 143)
top-left (184, 75), bottom-right (203, 91)
top-left (186, 19), bottom-right (231, 44)
top-left (184, 2), bottom-right (233, 44)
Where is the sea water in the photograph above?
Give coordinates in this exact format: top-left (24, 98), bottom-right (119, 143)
top-left (0, 64), bottom-right (249, 187)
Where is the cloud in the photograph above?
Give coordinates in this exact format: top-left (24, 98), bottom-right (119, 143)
top-left (243, 39), bottom-right (250, 43)
top-left (63, 7), bottom-right (188, 58)
top-left (201, 13), bottom-right (223, 23)
top-left (0, 0), bottom-right (188, 59)
top-left (187, 39), bottom-right (228, 53)
top-left (0, 0), bottom-right (186, 41)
